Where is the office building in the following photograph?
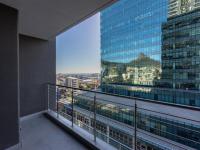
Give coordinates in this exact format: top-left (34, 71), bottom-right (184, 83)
top-left (158, 7), bottom-right (200, 107)
top-left (100, 0), bottom-right (167, 95)
top-left (94, 0), bottom-right (200, 149)
top-left (100, 0), bottom-right (200, 107)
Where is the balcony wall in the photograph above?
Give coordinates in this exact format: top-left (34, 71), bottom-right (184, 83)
top-left (0, 3), bottom-right (19, 150)
top-left (0, 3), bottom-right (56, 149)
top-left (19, 35), bottom-right (56, 116)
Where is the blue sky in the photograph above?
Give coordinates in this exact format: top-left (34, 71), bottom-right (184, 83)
top-left (56, 13), bottom-right (100, 73)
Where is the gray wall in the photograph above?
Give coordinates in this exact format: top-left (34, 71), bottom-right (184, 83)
top-left (19, 35), bottom-right (56, 117)
top-left (0, 3), bottom-right (19, 150)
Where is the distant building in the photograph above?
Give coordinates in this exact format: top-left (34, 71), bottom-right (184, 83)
top-left (66, 77), bottom-right (79, 95)
top-left (66, 77), bottom-right (79, 88)
top-left (56, 74), bottom-right (66, 85)
top-left (168, 0), bottom-right (200, 18)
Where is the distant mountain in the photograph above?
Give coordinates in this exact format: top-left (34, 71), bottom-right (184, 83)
top-left (129, 53), bottom-right (161, 67)
top-left (102, 53), bottom-right (161, 67)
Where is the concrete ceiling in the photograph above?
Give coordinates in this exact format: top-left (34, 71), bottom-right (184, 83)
top-left (0, 0), bottom-right (116, 40)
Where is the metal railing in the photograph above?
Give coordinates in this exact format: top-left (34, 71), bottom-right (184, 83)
top-left (47, 83), bottom-right (200, 150)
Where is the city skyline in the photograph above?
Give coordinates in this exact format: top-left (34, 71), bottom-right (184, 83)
top-left (57, 1), bottom-right (200, 149)
top-left (56, 13), bottom-right (101, 74)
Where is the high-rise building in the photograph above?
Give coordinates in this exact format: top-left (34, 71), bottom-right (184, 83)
top-left (160, 8), bottom-right (200, 89)
top-left (101, 0), bottom-right (167, 86)
top-left (100, 0), bottom-right (200, 107)
top-left (97, 0), bottom-right (200, 149)
top-left (168, 0), bottom-right (200, 18)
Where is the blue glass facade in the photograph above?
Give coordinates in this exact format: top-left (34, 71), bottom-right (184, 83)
top-left (101, 0), bottom-right (167, 86)
top-left (100, 0), bottom-right (200, 107)
top-left (101, 0), bottom-right (167, 64)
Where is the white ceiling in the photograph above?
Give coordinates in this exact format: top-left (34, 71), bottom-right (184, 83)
top-left (0, 0), bottom-right (116, 40)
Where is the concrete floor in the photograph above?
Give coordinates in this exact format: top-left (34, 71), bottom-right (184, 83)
top-left (19, 115), bottom-right (88, 150)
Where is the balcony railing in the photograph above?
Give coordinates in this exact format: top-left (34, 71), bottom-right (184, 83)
top-left (47, 83), bottom-right (200, 150)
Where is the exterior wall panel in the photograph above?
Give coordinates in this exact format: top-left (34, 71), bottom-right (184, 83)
top-left (19, 35), bottom-right (56, 117)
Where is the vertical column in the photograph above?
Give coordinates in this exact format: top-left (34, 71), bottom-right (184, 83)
top-left (0, 4), bottom-right (19, 149)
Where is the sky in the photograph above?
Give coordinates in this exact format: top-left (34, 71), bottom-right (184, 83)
top-left (56, 13), bottom-right (100, 74)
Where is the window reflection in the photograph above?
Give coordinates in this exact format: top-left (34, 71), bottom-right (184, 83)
top-left (100, 0), bottom-right (200, 107)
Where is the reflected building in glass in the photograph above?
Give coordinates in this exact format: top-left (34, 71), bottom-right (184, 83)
top-left (168, 0), bottom-right (200, 18)
top-left (100, 0), bottom-right (200, 107)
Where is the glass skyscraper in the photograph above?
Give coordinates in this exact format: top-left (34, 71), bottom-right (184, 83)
top-left (53, 2), bottom-right (200, 150)
top-left (100, 0), bottom-right (200, 107)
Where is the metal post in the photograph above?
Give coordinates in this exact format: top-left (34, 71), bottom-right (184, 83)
top-left (134, 102), bottom-right (137, 150)
top-left (119, 144), bottom-right (121, 150)
top-left (93, 93), bottom-right (97, 143)
top-left (56, 87), bottom-right (59, 118)
top-left (20, 127), bottom-right (22, 148)
top-left (47, 84), bottom-right (49, 111)
top-left (106, 125), bottom-right (109, 144)
top-left (71, 89), bottom-right (74, 128)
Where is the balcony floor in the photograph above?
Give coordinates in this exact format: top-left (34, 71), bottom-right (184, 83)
top-left (19, 115), bottom-right (87, 150)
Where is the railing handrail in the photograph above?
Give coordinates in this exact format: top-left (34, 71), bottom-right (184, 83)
top-left (47, 83), bottom-right (200, 111)
top-left (48, 83), bottom-right (200, 150)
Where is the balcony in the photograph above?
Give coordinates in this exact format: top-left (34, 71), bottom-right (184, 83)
top-left (6, 83), bottom-right (200, 150)
top-left (1, 1), bottom-right (200, 150)
top-left (16, 115), bottom-right (87, 150)
top-left (44, 84), bottom-right (200, 150)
